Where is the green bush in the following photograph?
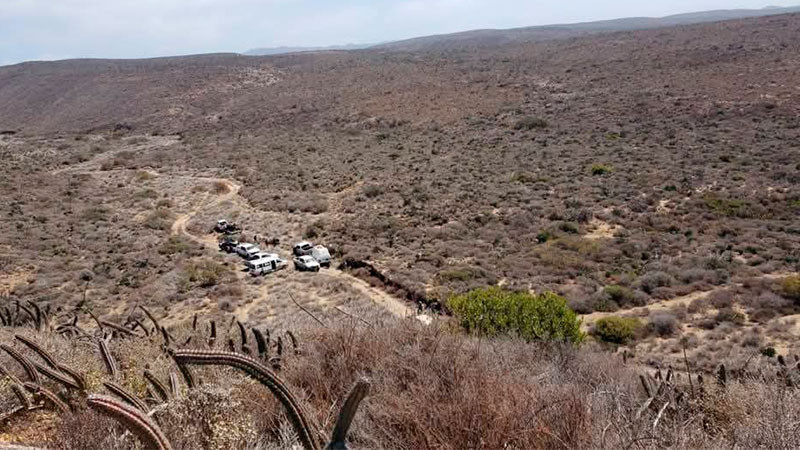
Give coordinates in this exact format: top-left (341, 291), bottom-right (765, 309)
top-left (603, 285), bottom-right (636, 306)
top-left (780, 275), bottom-right (800, 301)
top-left (559, 222), bottom-right (579, 234)
top-left (593, 316), bottom-right (641, 344)
top-left (447, 287), bottom-right (584, 344)
top-left (183, 259), bottom-right (227, 288)
top-left (591, 164), bottom-right (613, 175)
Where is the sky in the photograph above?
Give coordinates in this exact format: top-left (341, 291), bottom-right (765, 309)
top-left (1, 0), bottom-right (798, 66)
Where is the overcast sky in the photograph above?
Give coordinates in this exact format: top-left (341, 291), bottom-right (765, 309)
top-left (1, 0), bottom-right (797, 66)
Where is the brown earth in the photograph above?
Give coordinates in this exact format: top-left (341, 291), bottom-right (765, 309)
top-left (0, 12), bottom-right (799, 369)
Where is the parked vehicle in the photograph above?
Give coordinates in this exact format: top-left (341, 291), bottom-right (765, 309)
top-left (251, 251), bottom-right (279, 261)
top-left (293, 241), bottom-right (314, 257)
top-left (235, 243), bottom-right (262, 260)
top-left (213, 219), bottom-right (241, 233)
top-left (245, 255), bottom-right (287, 276)
top-left (293, 241), bottom-right (332, 267)
top-left (218, 237), bottom-right (239, 253)
top-left (293, 255), bottom-right (320, 272)
top-left (311, 245), bottom-right (331, 267)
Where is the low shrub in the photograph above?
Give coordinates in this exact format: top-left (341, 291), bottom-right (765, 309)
top-left (648, 312), bottom-right (679, 337)
top-left (591, 164), bottom-right (613, 175)
top-left (715, 307), bottom-right (746, 325)
top-left (593, 316), bottom-right (641, 344)
top-left (362, 184), bottom-right (384, 198)
top-left (780, 275), bottom-right (800, 301)
top-left (182, 259), bottom-right (228, 288)
top-left (639, 271), bottom-right (673, 294)
top-left (134, 188), bottom-right (158, 199)
top-left (447, 287), bottom-right (584, 344)
top-left (514, 116), bottom-right (548, 130)
top-left (559, 222), bottom-right (580, 234)
top-left (211, 180), bottom-right (230, 194)
top-left (603, 285), bottom-right (636, 306)
top-left (143, 208), bottom-right (174, 230)
top-left (159, 236), bottom-right (194, 255)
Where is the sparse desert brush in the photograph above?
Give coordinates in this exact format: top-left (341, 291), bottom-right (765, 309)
top-left (715, 307), bottom-right (746, 326)
top-left (158, 236), bottom-right (196, 256)
top-left (144, 208), bottom-right (174, 230)
top-left (591, 163), bottom-right (613, 175)
top-left (182, 258), bottom-right (229, 288)
top-left (603, 284), bottom-right (638, 307)
top-left (134, 188), bottom-right (158, 200)
top-left (513, 116), bottom-right (548, 130)
top-left (648, 312), bottom-right (679, 337)
top-left (134, 170), bottom-right (155, 181)
top-left (639, 271), bottom-right (674, 294)
top-left (361, 184), bottom-right (383, 198)
top-left (211, 180), bottom-right (230, 194)
top-left (780, 275), bottom-right (800, 301)
top-left (125, 136), bottom-right (148, 145)
top-left (593, 316), bottom-right (641, 344)
top-left (447, 286), bottom-right (584, 343)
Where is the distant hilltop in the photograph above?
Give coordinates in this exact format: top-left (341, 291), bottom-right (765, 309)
top-left (244, 43), bottom-right (373, 56)
top-left (245, 5), bottom-right (800, 55)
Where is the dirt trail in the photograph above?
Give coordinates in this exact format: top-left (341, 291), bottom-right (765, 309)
top-left (167, 174), bottom-right (414, 318)
top-left (581, 271), bottom-right (797, 330)
top-left (581, 289), bottom-right (715, 329)
top-left (170, 177), bottom-right (241, 250)
top-left (50, 139), bottom-right (414, 320)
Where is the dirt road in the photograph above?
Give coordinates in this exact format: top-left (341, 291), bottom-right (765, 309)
top-left (167, 173), bottom-right (414, 319)
top-left (581, 271), bottom-right (797, 331)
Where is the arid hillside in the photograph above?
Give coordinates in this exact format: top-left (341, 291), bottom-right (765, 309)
top-left (1, 12), bottom-right (799, 365)
top-left (0, 11), bottom-right (799, 450)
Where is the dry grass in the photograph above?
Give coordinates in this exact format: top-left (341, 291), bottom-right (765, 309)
top-left (0, 312), bottom-right (799, 449)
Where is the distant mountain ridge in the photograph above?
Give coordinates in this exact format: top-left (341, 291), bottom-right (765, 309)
top-left (244, 43), bottom-right (372, 56)
top-left (245, 5), bottom-right (800, 56)
top-left (371, 5), bottom-right (800, 52)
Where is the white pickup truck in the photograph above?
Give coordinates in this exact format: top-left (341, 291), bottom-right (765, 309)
top-left (293, 255), bottom-right (320, 272)
top-left (235, 243), bottom-right (262, 260)
top-left (293, 241), bottom-right (332, 267)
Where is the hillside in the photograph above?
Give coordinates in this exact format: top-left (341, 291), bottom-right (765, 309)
top-left (0, 11), bottom-right (799, 449)
top-left (372, 5), bottom-right (800, 52)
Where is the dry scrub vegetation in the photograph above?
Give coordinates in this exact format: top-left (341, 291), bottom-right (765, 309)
top-left (1, 308), bottom-right (800, 449)
top-left (1, 11), bottom-right (800, 449)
